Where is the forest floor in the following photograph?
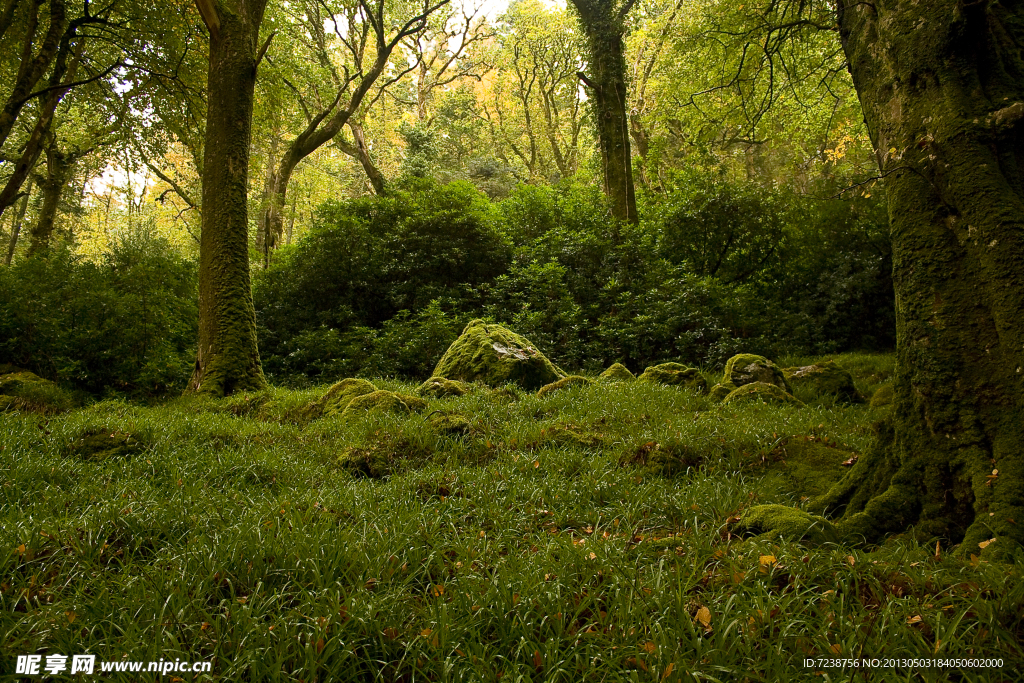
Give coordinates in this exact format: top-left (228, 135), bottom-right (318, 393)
top-left (2, 352), bottom-right (1021, 681)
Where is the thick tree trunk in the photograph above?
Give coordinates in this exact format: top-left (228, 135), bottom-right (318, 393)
top-left (187, 0), bottom-right (268, 396)
top-left (813, 1), bottom-right (1024, 558)
top-left (569, 0), bottom-right (638, 223)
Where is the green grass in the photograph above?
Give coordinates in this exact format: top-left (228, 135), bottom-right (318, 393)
top-left (2, 354), bottom-right (1021, 682)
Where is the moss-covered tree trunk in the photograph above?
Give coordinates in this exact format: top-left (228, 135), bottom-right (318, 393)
top-left (26, 142), bottom-right (71, 256)
top-left (569, 0), bottom-right (638, 224)
top-left (187, 0), bottom-right (268, 396)
top-left (815, 1), bottom-right (1024, 558)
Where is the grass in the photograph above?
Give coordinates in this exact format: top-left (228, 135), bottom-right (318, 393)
top-left (2, 353), bottom-right (1022, 682)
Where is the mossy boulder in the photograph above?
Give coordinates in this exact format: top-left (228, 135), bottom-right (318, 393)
top-left (431, 320), bottom-right (563, 390)
top-left (735, 504), bottom-right (839, 545)
top-left (619, 440), bottom-right (703, 477)
top-left (870, 383), bottom-right (894, 408)
top-left (723, 354), bottom-right (791, 393)
top-left (783, 360), bottom-right (864, 403)
top-left (637, 363), bottom-right (708, 393)
top-left (429, 411), bottom-right (474, 436)
top-left (723, 382), bottom-right (803, 406)
top-left (537, 375), bottom-right (594, 397)
top-left (0, 371), bottom-right (77, 413)
top-left (340, 390), bottom-right (425, 418)
top-left (760, 437), bottom-right (858, 497)
top-left (417, 377), bottom-right (473, 398)
top-left (337, 436), bottom-right (433, 479)
top-left (598, 363), bottom-right (635, 382)
top-left (68, 429), bottom-right (146, 461)
top-left (308, 378), bottom-right (378, 417)
top-left (708, 384), bottom-right (732, 402)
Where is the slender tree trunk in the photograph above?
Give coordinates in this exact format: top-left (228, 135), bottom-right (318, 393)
top-left (812, 0), bottom-right (1024, 558)
top-left (256, 130), bottom-right (280, 268)
top-left (187, 0), bottom-right (268, 396)
top-left (569, 0), bottom-right (638, 223)
top-left (4, 175), bottom-right (32, 265)
top-left (27, 138), bottom-right (70, 255)
top-left (349, 121), bottom-right (386, 194)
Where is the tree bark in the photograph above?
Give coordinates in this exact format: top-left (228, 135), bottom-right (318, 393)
top-left (569, 0), bottom-right (638, 223)
top-left (812, 0), bottom-right (1024, 558)
top-left (26, 136), bottom-right (71, 255)
top-left (187, 0), bottom-right (268, 396)
top-left (336, 120), bottom-right (386, 194)
top-left (4, 175), bottom-right (32, 265)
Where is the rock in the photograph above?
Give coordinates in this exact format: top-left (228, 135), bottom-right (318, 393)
top-left (723, 354), bottom-right (791, 393)
top-left (68, 429), bottom-right (146, 461)
top-left (0, 371), bottom-right (76, 413)
top-left (708, 384), bottom-right (732, 402)
top-left (431, 319), bottom-right (563, 390)
top-left (637, 362), bottom-right (708, 393)
top-left (417, 376), bottom-right (472, 398)
top-left (598, 363), bottom-right (635, 382)
top-left (618, 439), bottom-right (702, 477)
top-left (308, 378), bottom-right (378, 417)
top-left (735, 504), bottom-right (838, 545)
top-left (340, 390), bottom-right (425, 418)
top-left (537, 375), bottom-right (593, 397)
top-left (870, 383), bottom-right (894, 408)
top-left (783, 360), bottom-right (864, 403)
top-left (429, 411), bottom-right (473, 436)
top-left (723, 381), bottom-right (803, 406)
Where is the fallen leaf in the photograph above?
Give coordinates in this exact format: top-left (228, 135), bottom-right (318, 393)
top-left (200, 622), bottom-right (209, 631)
top-left (432, 584), bottom-right (445, 597)
top-left (934, 540), bottom-right (941, 561)
top-left (695, 606), bottom-right (711, 627)
top-left (643, 642), bottom-right (656, 654)
top-left (662, 662), bottom-right (675, 680)
top-left (830, 643), bottom-right (842, 654)
top-left (846, 555), bottom-right (856, 566)
top-left (16, 544), bottom-right (25, 554)
top-left (66, 611), bottom-right (76, 623)
top-left (970, 554), bottom-right (981, 567)
top-left (758, 555), bottom-right (776, 573)
top-left (533, 650), bottom-right (542, 670)
top-left (588, 552), bottom-right (597, 560)
top-left (978, 538), bottom-right (996, 549)
top-left (533, 460), bottom-right (540, 468)
top-left (907, 615), bottom-right (922, 624)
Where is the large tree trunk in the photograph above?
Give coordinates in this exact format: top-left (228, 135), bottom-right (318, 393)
top-left (813, 1), bottom-right (1024, 558)
top-left (569, 0), bottom-right (638, 223)
top-left (187, 0), bottom-right (268, 396)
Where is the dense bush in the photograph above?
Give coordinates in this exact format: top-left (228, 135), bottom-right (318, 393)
top-left (254, 176), bottom-right (894, 383)
top-left (0, 232), bottom-right (198, 395)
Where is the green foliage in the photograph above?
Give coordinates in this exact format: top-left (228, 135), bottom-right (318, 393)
top-left (0, 234), bottom-right (197, 396)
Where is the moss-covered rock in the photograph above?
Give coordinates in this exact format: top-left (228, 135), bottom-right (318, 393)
top-left (341, 390), bottom-right (419, 418)
top-left (619, 440), bottom-right (703, 477)
top-left (783, 360), bottom-right (864, 403)
top-left (637, 363), bottom-right (708, 393)
top-left (735, 504), bottom-right (838, 545)
top-left (708, 384), bottom-right (732, 402)
top-left (428, 411), bottom-right (474, 436)
top-left (723, 354), bottom-right (791, 393)
top-left (870, 382), bottom-right (894, 408)
top-left (394, 393), bottom-right (428, 412)
top-left (431, 319), bottom-right (563, 390)
top-left (598, 363), bottom-right (635, 382)
top-left (0, 371), bottom-right (77, 413)
top-left (67, 429), bottom-right (146, 461)
top-left (537, 375), bottom-right (594, 397)
top-left (723, 381), bottom-right (803, 406)
top-left (760, 437), bottom-right (859, 497)
top-left (308, 378), bottom-right (378, 417)
top-left (337, 437), bottom-right (433, 479)
top-left (417, 376), bottom-right (473, 398)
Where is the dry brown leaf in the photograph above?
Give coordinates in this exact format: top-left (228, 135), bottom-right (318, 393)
top-left (662, 662), bottom-right (675, 680)
top-left (695, 606), bottom-right (711, 627)
top-left (907, 615), bottom-right (922, 624)
top-left (643, 642), bottom-right (656, 654)
top-left (978, 538), bottom-right (996, 549)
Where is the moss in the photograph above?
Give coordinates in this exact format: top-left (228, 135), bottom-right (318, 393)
top-left (417, 377), bottom-right (472, 398)
top-left (736, 504), bottom-right (839, 545)
top-left (0, 371), bottom-right (77, 414)
top-left (598, 363), bottom-right (635, 382)
top-left (723, 354), bottom-right (791, 393)
top-left (394, 393), bottom-right (428, 412)
top-left (618, 439), bottom-right (702, 477)
top-left (67, 429), bottom-right (147, 461)
top-left (870, 383), bottom-right (894, 408)
top-left (723, 382), bottom-right (803, 406)
top-left (708, 384), bottom-right (733, 402)
top-left (637, 363), bottom-right (708, 393)
top-left (760, 437), bottom-right (859, 498)
top-left (428, 412), bottom-right (474, 436)
top-left (783, 360), bottom-right (864, 403)
top-left (337, 437), bottom-right (433, 479)
top-left (537, 375), bottom-right (594, 397)
top-left (340, 390), bottom-right (416, 418)
top-left (308, 378), bottom-right (378, 418)
top-left (431, 319), bottom-right (563, 390)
